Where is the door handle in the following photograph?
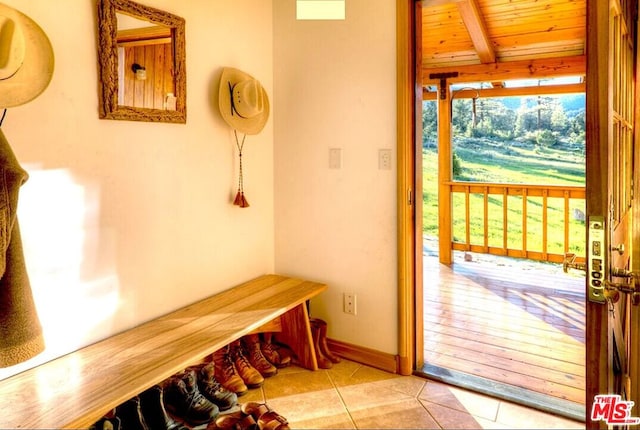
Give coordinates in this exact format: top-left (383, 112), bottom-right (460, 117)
top-left (611, 243), bottom-right (625, 255)
top-left (584, 216), bottom-right (638, 305)
top-left (605, 270), bottom-right (640, 306)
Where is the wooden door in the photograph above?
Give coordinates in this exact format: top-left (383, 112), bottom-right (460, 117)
top-left (585, 0), bottom-right (640, 427)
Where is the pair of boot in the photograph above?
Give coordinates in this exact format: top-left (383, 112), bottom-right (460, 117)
top-left (310, 318), bottom-right (340, 369)
top-left (242, 334), bottom-right (279, 378)
top-left (91, 385), bottom-right (189, 430)
top-left (213, 336), bottom-right (277, 396)
top-left (163, 369), bottom-right (225, 427)
top-left (213, 402), bottom-right (289, 430)
top-left (259, 333), bottom-right (292, 369)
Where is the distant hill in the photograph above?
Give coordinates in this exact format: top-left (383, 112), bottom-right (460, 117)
top-left (500, 94), bottom-right (585, 113)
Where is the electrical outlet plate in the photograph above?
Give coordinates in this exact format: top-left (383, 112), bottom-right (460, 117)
top-left (343, 292), bottom-right (356, 315)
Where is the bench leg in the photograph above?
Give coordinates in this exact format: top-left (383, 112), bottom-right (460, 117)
top-left (276, 304), bottom-right (318, 370)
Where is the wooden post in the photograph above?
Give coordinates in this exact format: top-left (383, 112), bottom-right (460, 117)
top-left (437, 82), bottom-right (453, 264)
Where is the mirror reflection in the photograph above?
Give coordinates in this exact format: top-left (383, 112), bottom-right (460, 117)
top-left (116, 14), bottom-right (176, 111)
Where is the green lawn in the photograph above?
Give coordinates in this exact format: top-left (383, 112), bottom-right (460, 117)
top-left (423, 139), bottom-right (586, 257)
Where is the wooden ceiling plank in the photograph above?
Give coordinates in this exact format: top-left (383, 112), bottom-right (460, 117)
top-left (489, 19), bottom-right (586, 38)
top-left (499, 45), bottom-right (585, 60)
top-left (480, 0), bottom-right (586, 16)
top-left (456, 0), bottom-right (496, 63)
top-left (493, 29), bottom-right (585, 48)
top-left (498, 50), bottom-right (586, 64)
top-left (487, 8), bottom-right (586, 24)
top-left (424, 40), bottom-right (477, 52)
top-left (423, 55), bottom-right (586, 84)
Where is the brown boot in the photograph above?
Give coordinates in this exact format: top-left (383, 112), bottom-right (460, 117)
top-left (230, 340), bottom-right (264, 388)
top-left (311, 318), bottom-right (341, 363)
top-left (261, 333), bottom-right (292, 368)
top-left (310, 322), bottom-right (333, 369)
top-left (212, 345), bottom-right (248, 396)
top-left (242, 334), bottom-right (278, 378)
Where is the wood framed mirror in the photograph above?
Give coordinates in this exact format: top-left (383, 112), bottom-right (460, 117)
top-left (97, 0), bottom-right (186, 123)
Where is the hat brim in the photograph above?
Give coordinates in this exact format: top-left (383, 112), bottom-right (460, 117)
top-left (218, 67), bottom-right (269, 135)
top-left (0, 4), bottom-right (54, 108)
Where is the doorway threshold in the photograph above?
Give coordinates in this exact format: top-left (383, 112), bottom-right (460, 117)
top-left (418, 363), bottom-right (586, 423)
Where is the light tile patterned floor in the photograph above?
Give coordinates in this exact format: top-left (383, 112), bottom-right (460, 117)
top-left (238, 359), bottom-right (585, 429)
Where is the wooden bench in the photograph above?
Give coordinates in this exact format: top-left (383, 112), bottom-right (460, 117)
top-left (0, 274), bottom-right (327, 429)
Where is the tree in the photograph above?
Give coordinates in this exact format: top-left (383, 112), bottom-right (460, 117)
top-left (515, 97), bottom-right (542, 135)
top-left (475, 98), bottom-right (516, 139)
top-left (551, 104), bottom-right (568, 133)
top-left (422, 100), bottom-right (437, 147)
top-left (514, 96), bottom-right (557, 136)
top-left (452, 98), bottom-right (473, 136)
top-left (568, 108), bottom-right (586, 136)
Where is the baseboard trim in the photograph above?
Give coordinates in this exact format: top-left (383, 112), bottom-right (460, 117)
top-left (326, 338), bottom-right (399, 374)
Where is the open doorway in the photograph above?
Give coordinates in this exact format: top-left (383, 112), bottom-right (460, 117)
top-left (413, 0), bottom-right (588, 421)
top-left (419, 86), bottom-right (587, 421)
top-left (402, 0), bottom-right (640, 425)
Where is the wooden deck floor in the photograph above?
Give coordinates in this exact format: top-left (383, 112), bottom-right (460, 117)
top-left (422, 251), bottom-right (586, 410)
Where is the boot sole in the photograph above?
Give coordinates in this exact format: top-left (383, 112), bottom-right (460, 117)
top-left (245, 381), bottom-right (263, 389)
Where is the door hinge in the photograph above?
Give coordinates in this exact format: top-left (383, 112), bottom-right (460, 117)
top-left (407, 189), bottom-right (413, 206)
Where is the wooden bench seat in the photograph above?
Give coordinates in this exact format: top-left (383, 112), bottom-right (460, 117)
top-left (0, 274), bottom-right (327, 429)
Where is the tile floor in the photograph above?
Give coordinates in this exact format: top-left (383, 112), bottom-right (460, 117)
top-left (237, 359), bottom-right (585, 429)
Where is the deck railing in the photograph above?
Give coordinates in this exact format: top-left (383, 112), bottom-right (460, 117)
top-left (446, 181), bottom-right (586, 264)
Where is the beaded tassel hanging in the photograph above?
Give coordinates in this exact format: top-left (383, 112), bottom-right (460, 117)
top-left (233, 130), bottom-right (250, 208)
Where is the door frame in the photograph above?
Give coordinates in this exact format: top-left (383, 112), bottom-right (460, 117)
top-left (396, 0), bottom-right (420, 376)
top-left (398, 0), bottom-right (640, 423)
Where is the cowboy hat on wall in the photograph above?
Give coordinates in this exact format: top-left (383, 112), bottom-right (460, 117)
top-left (0, 2), bottom-right (54, 109)
top-left (219, 67), bottom-right (270, 208)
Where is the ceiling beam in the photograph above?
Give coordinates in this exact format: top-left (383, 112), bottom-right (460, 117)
top-left (457, 0), bottom-right (495, 63)
top-left (422, 82), bottom-right (586, 100)
top-left (423, 55), bottom-right (586, 84)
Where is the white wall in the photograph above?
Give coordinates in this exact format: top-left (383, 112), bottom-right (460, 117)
top-left (0, 0), bottom-right (274, 378)
top-left (273, 0), bottom-right (398, 354)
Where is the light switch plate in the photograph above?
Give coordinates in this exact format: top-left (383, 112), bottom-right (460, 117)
top-left (329, 148), bottom-right (342, 169)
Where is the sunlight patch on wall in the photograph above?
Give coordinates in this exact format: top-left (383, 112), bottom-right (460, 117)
top-left (0, 167), bottom-right (120, 381)
top-left (297, 0), bottom-right (345, 20)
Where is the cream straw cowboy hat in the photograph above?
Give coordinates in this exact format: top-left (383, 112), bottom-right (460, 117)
top-left (219, 67), bottom-right (269, 135)
top-left (0, 3), bottom-right (54, 108)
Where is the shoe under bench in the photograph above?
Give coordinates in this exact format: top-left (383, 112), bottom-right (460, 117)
top-left (0, 274), bottom-right (327, 429)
